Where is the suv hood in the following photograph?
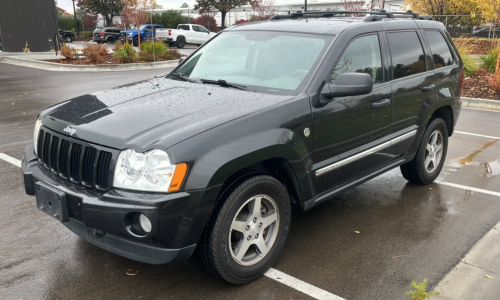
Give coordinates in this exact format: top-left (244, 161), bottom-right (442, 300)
top-left (40, 78), bottom-right (293, 151)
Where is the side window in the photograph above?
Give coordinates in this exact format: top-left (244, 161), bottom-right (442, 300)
top-left (331, 34), bottom-right (383, 85)
top-left (179, 25), bottom-right (189, 30)
top-left (387, 31), bottom-right (427, 80)
top-left (423, 30), bottom-right (455, 68)
top-left (199, 26), bottom-right (209, 33)
top-left (192, 26), bottom-right (201, 32)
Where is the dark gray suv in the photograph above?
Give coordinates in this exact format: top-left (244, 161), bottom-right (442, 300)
top-left (93, 27), bottom-right (121, 44)
top-left (23, 10), bottom-right (463, 284)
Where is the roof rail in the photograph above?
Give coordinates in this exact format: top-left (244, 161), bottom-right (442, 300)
top-left (269, 10), bottom-right (434, 22)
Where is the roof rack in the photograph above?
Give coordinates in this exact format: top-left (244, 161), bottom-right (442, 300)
top-left (269, 10), bottom-right (434, 22)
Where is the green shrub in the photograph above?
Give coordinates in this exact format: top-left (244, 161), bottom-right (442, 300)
top-left (82, 31), bottom-right (93, 39)
top-left (405, 279), bottom-right (439, 300)
top-left (113, 42), bottom-right (137, 63)
top-left (140, 41), bottom-right (168, 56)
top-left (481, 49), bottom-right (499, 74)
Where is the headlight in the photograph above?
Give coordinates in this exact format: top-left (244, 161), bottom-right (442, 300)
top-left (33, 118), bottom-right (43, 156)
top-left (113, 149), bottom-right (187, 192)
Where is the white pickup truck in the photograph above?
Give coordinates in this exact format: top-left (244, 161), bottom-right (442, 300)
top-left (156, 24), bottom-right (216, 49)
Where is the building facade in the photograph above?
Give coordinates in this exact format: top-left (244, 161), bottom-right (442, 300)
top-left (0, 0), bottom-right (58, 52)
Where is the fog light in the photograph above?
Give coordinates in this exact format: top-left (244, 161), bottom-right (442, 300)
top-left (139, 214), bottom-right (152, 233)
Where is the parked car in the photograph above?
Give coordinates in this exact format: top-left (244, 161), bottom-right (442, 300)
top-left (156, 24), bottom-right (216, 48)
top-left (23, 11), bottom-right (463, 284)
top-left (120, 24), bottom-right (163, 46)
top-left (93, 27), bottom-right (121, 44)
top-left (58, 30), bottom-right (74, 43)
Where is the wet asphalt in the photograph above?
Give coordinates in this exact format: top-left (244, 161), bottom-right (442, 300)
top-left (1, 63), bottom-right (500, 300)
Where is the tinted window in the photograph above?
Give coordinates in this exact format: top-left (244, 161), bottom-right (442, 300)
top-left (192, 26), bottom-right (200, 32)
top-left (178, 25), bottom-right (189, 30)
top-left (387, 31), bottom-right (426, 80)
top-left (199, 26), bottom-right (209, 33)
top-left (331, 34), bottom-right (383, 84)
top-left (424, 30), bottom-right (455, 68)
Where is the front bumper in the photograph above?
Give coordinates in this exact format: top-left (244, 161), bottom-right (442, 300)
top-left (22, 145), bottom-right (218, 264)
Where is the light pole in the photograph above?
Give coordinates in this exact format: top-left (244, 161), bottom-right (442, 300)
top-left (72, 0), bottom-right (79, 37)
top-left (304, 0), bottom-right (307, 12)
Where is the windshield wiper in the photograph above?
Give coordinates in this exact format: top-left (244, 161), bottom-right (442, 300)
top-left (170, 72), bottom-right (198, 83)
top-left (201, 79), bottom-right (247, 90)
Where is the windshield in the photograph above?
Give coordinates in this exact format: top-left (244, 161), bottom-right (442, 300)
top-left (173, 31), bottom-right (332, 95)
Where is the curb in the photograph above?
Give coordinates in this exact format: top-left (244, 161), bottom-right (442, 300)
top-left (0, 56), bottom-right (179, 72)
top-left (461, 97), bottom-right (500, 111)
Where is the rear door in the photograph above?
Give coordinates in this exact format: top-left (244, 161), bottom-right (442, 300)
top-left (312, 33), bottom-right (392, 195)
top-left (385, 30), bottom-right (437, 156)
top-left (421, 30), bottom-right (461, 107)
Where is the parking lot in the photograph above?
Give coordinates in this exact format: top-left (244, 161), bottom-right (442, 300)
top-left (1, 62), bottom-right (500, 300)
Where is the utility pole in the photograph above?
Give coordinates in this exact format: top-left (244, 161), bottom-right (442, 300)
top-left (72, 0), bottom-right (78, 37)
top-left (304, 0), bottom-right (307, 12)
top-left (381, 0), bottom-right (385, 10)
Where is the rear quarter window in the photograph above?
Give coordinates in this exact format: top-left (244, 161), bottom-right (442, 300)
top-left (423, 30), bottom-right (455, 68)
top-left (387, 31), bottom-right (427, 80)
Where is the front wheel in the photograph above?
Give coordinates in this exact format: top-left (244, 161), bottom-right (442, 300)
top-left (133, 37), bottom-right (139, 47)
top-left (400, 118), bottom-right (448, 184)
top-left (200, 175), bottom-right (291, 284)
top-left (65, 36), bottom-right (72, 43)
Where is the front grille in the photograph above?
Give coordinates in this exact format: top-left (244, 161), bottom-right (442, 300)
top-left (37, 127), bottom-right (116, 190)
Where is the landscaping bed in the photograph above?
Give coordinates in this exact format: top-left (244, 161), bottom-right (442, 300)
top-left (45, 42), bottom-right (182, 66)
top-left (463, 72), bottom-right (499, 100)
top-left (453, 38), bottom-right (497, 55)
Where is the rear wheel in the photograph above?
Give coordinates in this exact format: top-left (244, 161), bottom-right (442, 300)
top-left (400, 118), bottom-right (448, 184)
top-left (200, 175), bottom-right (291, 284)
top-left (65, 35), bottom-right (72, 43)
top-left (107, 36), bottom-right (115, 43)
top-left (176, 36), bottom-right (186, 49)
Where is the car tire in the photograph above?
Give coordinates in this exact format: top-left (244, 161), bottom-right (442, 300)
top-left (107, 36), bottom-right (115, 44)
top-left (65, 36), bottom-right (72, 43)
top-left (96, 41), bottom-right (101, 44)
top-left (200, 175), bottom-right (291, 284)
top-left (133, 37), bottom-right (139, 47)
top-left (400, 118), bottom-right (448, 185)
top-left (176, 37), bottom-right (186, 49)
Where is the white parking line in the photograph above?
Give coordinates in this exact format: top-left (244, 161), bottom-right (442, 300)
top-left (0, 152), bottom-right (345, 299)
top-left (0, 153), bottom-right (21, 168)
top-left (455, 131), bottom-right (500, 140)
top-left (265, 268), bottom-right (346, 300)
top-left (436, 181), bottom-right (500, 198)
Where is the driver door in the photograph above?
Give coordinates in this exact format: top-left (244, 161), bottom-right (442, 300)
top-left (312, 33), bottom-right (393, 195)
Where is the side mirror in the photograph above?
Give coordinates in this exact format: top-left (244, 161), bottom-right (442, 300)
top-left (321, 73), bottom-right (373, 100)
top-left (178, 57), bottom-right (186, 65)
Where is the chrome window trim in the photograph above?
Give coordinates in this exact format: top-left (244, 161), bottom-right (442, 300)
top-left (315, 130), bottom-right (417, 176)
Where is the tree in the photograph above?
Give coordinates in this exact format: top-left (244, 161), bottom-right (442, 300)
top-left (480, 1), bottom-right (500, 72)
top-left (342, 0), bottom-right (375, 16)
top-left (194, 0), bottom-right (249, 28)
top-left (250, 0), bottom-right (275, 20)
top-left (151, 10), bottom-right (189, 29)
top-left (181, 3), bottom-right (189, 8)
top-left (403, 0), bottom-right (482, 25)
top-left (76, 0), bottom-right (125, 26)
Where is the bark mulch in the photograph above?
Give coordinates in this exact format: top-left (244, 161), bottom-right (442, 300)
top-left (463, 72), bottom-right (499, 100)
top-left (453, 38), bottom-right (497, 55)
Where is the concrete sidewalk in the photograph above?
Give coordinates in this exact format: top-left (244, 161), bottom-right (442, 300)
top-left (433, 220), bottom-right (500, 299)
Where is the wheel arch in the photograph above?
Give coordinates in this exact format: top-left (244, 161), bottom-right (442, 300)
top-left (430, 104), bottom-right (454, 136)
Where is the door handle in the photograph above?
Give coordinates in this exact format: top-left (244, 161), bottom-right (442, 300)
top-left (420, 84), bottom-right (436, 92)
top-left (371, 98), bottom-right (391, 109)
